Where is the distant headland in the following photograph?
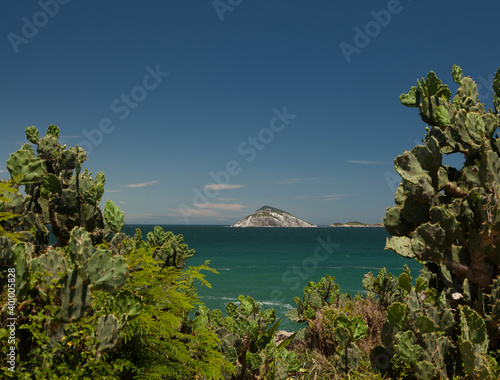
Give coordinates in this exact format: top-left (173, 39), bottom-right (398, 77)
top-left (329, 221), bottom-right (384, 227)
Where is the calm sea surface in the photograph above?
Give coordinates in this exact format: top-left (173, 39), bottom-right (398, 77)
top-left (122, 225), bottom-right (423, 331)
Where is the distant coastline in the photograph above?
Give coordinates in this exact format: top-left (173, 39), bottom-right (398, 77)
top-left (329, 221), bottom-right (384, 228)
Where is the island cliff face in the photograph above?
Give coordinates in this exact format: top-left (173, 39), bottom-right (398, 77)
top-left (231, 206), bottom-right (316, 227)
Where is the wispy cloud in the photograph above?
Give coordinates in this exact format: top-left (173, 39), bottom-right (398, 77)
top-left (106, 189), bottom-right (121, 193)
top-left (193, 203), bottom-right (245, 211)
top-left (348, 160), bottom-right (388, 165)
top-left (295, 194), bottom-right (345, 202)
top-left (170, 208), bottom-right (229, 220)
top-left (0, 170), bottom-right (7, 173)
top-left (124, 180), bottom-right (158, 188)
top-left (280, 178), bottom-right (301, 184)
top-left (204, 184), bottom-right (245, 190)
top-left (171, 202), bottom-right (246, 221)
top-left (216, 197), bottom-right (239, 202)
top-left (279, 177), bottom-right (318, 185)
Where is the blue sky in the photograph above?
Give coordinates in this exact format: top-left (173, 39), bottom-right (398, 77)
top-left (1, 1), bottom-right (500, 225)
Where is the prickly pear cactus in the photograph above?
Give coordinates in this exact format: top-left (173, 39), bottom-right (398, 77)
top-left (193, 295), bottom-right (300, 379)
top-left (385, 67), bottom-right (500, 353)
top-left (96, 314), bottom-right (122, 352)
top-left (367, 266), bottom-right (497, 378)
top-left (1, 125), bottom-right (119, 252)
top-left (0, 127), bottom-right (217, 377)
top-left (286, 275), bottom-right (340, 323)
top-left (146, 225), bottom-right (195, 269)
top-left (386, 65), bottom-right (500, 289)
top-left (104, 200), bottom-right (125, 233)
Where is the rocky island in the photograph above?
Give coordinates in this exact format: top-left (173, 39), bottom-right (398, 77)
top-left (231, 206), bottom-right (317, 227)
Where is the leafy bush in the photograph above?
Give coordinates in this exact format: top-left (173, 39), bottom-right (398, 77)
top-left (106, 229), bottom-right (229, 379)
top-left (0, 179), bottom-right (23, 244)
top-left (195, 295), bottom-right (300, 379)
top-left (287, 276), bottom-right (385, 378)
top-left (0, 126), bottom-right (229, 379)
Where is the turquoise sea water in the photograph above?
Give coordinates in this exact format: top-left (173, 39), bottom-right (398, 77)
top-left (122, 225), bottom-right (422, 331)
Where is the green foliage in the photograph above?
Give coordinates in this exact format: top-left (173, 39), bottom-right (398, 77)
top-left (0, 179), bottom-right (23, 243)
top-left (6, 147), bottom-right (44, 184)
top-left (0, 227), bottom-right (226, 379)
top-left (194, 295), bottom-right (299, 379)
top-left (146, 225), bottom-right (195, 269)
top-left (0, 126), bottom-right (228, 379)
top-left (387, 66), bottom-right (500, 290)
top-left (384, 66), bottom-right (500, 377)
top-left (286, 275), bottom-right (340, 323)
top-left (112, 237), bottom-right (229, 379)
top-left (329, 314), bottom-right (367, 373)
top-left (289, 276), bottom-right (387, 378)
top-left (104, 199), bottom-right (125, 233)
top-left (362, 267), bottom-right (408, 307)
top-left (364, 266), bottom-right (497, 378)
top-left (1, 125), bottom-right (113, 251)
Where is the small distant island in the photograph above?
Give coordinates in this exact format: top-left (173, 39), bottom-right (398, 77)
top-left (231, 206), bottom-right (317, 227)
top-left (329, 221), bottom-right (384, 227)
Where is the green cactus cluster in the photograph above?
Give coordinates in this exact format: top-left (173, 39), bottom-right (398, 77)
top-left (287, 275), bottom-right (375, 375)
top-left (286, 275), bottom-right (340, 323)
top-left (330, 313), bottom-right (368, 373)
top-left (383, 65), bottom-right (500, 375)
top-left (1, 125), bottom-right (122, 251)
top-left (362, 267), bottom-right (408, 308)
top-left (386, 66), bottom-right (500, 287)
top-left (194, 295), bottom-right (300, 379)
top-left (0, 125), bottom-right (228, 379)
top-left (364, 267), bottom-right (498, 378)
top-left (7, 226), bottom-right (136, 353)
top-left (146, 225), bottom-right (194, 269)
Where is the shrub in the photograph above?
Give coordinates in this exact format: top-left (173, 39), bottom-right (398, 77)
top-left (0, 126), bottom-right (229, 379)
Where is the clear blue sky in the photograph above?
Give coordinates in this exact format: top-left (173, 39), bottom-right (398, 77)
top-left (1, 1), bottom-right (499, 225)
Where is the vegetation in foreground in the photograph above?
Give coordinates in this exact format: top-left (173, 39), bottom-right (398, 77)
top-left (0, 64), bottom-right (499, 378)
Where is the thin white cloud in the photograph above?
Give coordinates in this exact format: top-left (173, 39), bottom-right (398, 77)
top-left (217, 197), bottom-right (239, 202)
top-left (279, 177), bottom-right (318, 185)
top-left (280, 178), bottom-right (301, 184)
top-left (171, 208), bottom-right (227, 219)
top-left (193, 203), bottom-right (245, 211)
top-left (348, 160), bottom-right (388, 165)
top-left (124, 180), bottom-right (158, 188)
top-left (204, 184), bottom-right (245, 190)
top-left (106, 189), bottom-right (121, 193)
top-left (295, 194), bottom-right (346, 202)
top-left (0, 170), bottom-right (7, 173)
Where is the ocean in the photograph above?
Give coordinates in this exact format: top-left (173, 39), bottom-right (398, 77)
top-left (123, 225), bottom-right (423, 331)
